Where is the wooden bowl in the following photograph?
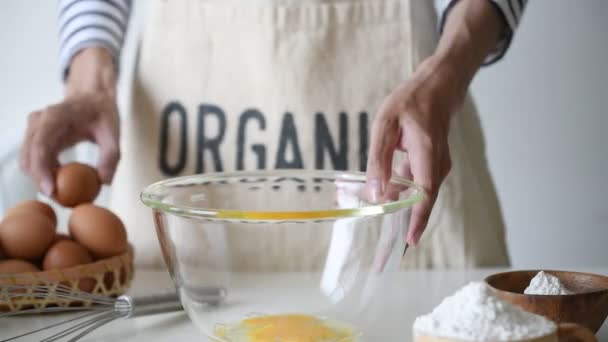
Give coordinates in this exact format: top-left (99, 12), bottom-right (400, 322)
top-left (485, 270), bottom-right (608, 333)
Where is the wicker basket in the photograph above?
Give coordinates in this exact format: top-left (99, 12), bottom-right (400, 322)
top-left (0, 246), bottom-right (134, 311)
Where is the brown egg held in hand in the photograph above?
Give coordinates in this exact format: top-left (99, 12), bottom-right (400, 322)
top-left (0, 213), bottom-right (56, 260)
top-left (4, 199), bottom-right (57, 226)
top-left (55, 162), bottom-right (101, 207)
top-left (0, 259), bottom-right (40, 274)
top-left (69, 204), bottom-right (127, 259)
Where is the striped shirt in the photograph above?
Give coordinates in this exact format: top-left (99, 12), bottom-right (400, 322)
top-left (58, 0), bottom-right (527, 78)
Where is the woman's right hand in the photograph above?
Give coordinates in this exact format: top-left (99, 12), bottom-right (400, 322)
top-left (20, 47), bottom-right (120, 197)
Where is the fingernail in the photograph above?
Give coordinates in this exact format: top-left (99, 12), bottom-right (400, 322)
top-left (408, 229), bottom-right (423, 247)
top-left (367, 179), bottom-right (382, 202)
top-left (406, 234), bottom-right (415, 247)
top-left (407, 237), bottom-right (417, 247)
top-left (98, 167), bottom-right (112, 185)
top-left (100, 172), bottom-right (111, 185)
top-left (40, 179), bottom-right (54, 197)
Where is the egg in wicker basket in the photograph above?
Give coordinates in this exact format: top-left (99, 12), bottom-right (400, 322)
top-left (0, 244), bottom-right (134, 311)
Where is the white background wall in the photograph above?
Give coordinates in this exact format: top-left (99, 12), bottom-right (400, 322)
top-left (472, 1), bottom-right (608, 268)
top-left (0, 0), bottom-right (606, 268)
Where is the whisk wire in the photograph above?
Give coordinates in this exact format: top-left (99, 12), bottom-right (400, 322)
top-left (3, 292), bottom-right (113, 305)
top-left (65, 313), bottom-right (126, 342)
top-left (1, 288), bottom-right (186, 341)
top-left (41, 311), bottom-right (124, 342)
top-left (0, 305), bottom-right (109, 319)
top-left (0, 311), bottom-right (104, 342)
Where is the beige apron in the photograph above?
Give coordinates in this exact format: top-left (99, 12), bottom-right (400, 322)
top-left (111, 0), bottom-right (510, 269)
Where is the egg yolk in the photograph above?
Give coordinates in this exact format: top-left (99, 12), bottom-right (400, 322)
top-left (215, 314), bottom-right (355, 342)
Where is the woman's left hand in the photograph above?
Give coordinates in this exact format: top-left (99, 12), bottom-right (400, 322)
top-left (366, 55), bottom-right (469, 246)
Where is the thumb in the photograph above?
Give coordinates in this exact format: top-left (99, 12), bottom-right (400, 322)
top-left (39, 167), bottom-right (56, 198)
top-left (94, 125), bottom-right (120, 184)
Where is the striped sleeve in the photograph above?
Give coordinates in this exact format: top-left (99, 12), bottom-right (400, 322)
top-left (434, 0), bottom-right (528, 65)
top-left (58, 0), bottom-right (132, 79)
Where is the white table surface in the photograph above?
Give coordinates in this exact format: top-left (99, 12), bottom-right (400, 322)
top-left (2, 268), bottom-right (607, 341)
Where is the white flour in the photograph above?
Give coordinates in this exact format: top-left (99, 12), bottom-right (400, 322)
top-left (524, 271), bottom-right (572, 295)
top-left (413, 282), bottom-right (556, 341)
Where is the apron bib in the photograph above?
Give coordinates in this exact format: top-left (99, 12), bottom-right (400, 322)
top-left (111, 0), bottom-right (510, 269)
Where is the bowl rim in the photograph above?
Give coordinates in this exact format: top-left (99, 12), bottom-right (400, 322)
top-left (484, 269), bottom-right (608, 297)
top-left (140, 170), bottom-right (424, 221)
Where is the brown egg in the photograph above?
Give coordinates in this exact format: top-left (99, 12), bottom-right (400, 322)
top-left (69, 204), bottom-right (127, 259)
top-left (0, 237), bottom-right (5, 259)
top-left (0, 259), bottom-right (40, 274)
top-left (0, 212), bottom-right (56, 260)
top-left (43, 240), bottom-right (95, 292)
top-left (43, 240), bottom-right (92, 270)
top-left (54, 162), bottom-right (101, 207)
top-left (4, 200), bottom-right (57, 226)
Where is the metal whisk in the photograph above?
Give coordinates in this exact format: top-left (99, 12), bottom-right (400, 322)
top-left (0, 282), bottom-right (220, 342)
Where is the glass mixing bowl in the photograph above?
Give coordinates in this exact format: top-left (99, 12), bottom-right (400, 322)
top-left (141, 170), bottom-right (423, 341)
